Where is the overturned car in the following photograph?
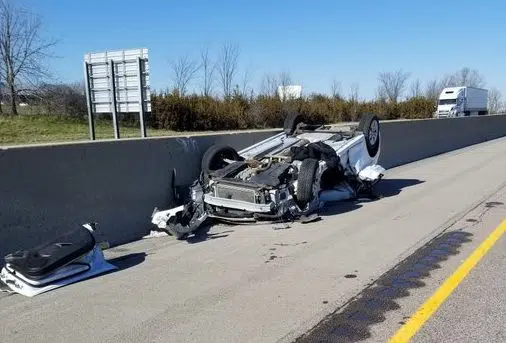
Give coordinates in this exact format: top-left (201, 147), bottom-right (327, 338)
top-left (151, 113), bottom-right (386, 239)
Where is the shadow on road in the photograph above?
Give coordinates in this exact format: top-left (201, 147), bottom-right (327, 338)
top-left (374, 178), bottom-right (425, 198)
top-left (320, 178), bottom-right (424, 217)
top-left (108, 252), bottom-right (147, 271)
top-left (294, 230), bottom-right (473, 343)
top-left (187, 225), bottom-right (234, 244)
top-left (320, 201), bottom-right (363, 217)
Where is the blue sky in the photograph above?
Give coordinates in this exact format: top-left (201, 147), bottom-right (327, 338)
top-left (16, 0), bottom-right (506, 99)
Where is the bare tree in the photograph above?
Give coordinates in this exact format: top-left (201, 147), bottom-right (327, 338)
top-left (0, 79), bottom-right (3, 113)
top-left (0, 0), bottom-right (57, 115)
top-left (277, 71), bottom-right (293, 101)
top-left (453, 67), bottom-right (485, 88)
top-left (488, 88), bottom-right (503, 114)
top-left (241, 68), bottom-right (251, 96)
top-left (200, 47), bottom-right (214, 97)
top-left (377, 69), bottom-right (410, 103)
top-left (375, 86), bottom-right (387, 101)
top-left (0, 64), bottom-right (4, 113)
top-left (35, 81), bottom-right (87, 116)
top-left (170, 54), bottom-right (200, 96)
top-left (440, 74), bottom-right (457, 88)
top-left (330, 78), bottom-right (342, 99)
top-left (217, 43), bottom-right (239, 98)
top-left (424, 79), bottom-right (440, 100)
top-left (409, 78), bottom-right (422, 98)
top-left (278, 71), bottom-right (292, 88)
top-left (260, 73), bottom-right (278, 97)
top-left (349, 82), bottom-right (359, 102)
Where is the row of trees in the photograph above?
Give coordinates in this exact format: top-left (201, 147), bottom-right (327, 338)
top-left (1, 0), bottom-right (504, 119)
top-left (150, 90), bottom-right (437, 132)
top-left (375, 68), bottom-right (504, 113)
top-left (166, 44), bottom-right (505, 113)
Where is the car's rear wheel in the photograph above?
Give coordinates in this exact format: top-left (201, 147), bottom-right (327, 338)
top-left (284, 112), bottom-right (304, 135)
top-left (357, 113), bottom-right (380, 157)
top-left (296, 158), bottom-right (319, 209)
top-left (201, 144), bottom-right (243, 177)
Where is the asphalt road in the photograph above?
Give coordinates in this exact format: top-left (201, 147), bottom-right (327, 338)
top-left (411, 217), bottom-right (506, 343)
top-left (1, 137), bottom-right (506, 343)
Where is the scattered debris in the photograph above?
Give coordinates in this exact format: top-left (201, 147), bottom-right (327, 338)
top-left (344, 274), bottom-right (358, 279)
top-left (0, 223), bottom-right (117, 297)
top-left (143, 230), bottom-right (169, 239)
top-left (273, 224), bottom-right (292, 230)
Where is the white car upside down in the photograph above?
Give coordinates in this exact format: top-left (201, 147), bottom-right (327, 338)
top-left (150, 112), bottom-right (386, 240)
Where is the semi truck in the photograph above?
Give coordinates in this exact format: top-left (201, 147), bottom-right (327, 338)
top-left (434, 86), bottom-right (488, 118)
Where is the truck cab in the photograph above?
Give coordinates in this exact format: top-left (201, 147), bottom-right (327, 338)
top-left (434, 86), bottom-right (488, 118)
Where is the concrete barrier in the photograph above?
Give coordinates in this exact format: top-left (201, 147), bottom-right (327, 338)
top-left (378, 115), bottom-right (506, 168)
top-left (1, 114), bottom-right (506, 257)
top-left (0, 130), bottom-right (278, 258)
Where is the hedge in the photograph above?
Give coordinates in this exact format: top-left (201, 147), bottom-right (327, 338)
top-left (149, 91), bottom-right (436, 132)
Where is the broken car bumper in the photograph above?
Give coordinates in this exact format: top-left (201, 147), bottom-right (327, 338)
top-left (204, 194), bottom-right (275, 213)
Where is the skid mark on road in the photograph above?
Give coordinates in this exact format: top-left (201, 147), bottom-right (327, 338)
top-left (389, 219), bottom-right (506, 342)
top-left (293, 230), bottom-right (473, 343)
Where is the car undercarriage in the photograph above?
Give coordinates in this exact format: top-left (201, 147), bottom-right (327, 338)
top-left (151, 113), bottom-right (386, 239)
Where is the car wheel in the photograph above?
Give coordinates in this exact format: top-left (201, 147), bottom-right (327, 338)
top-left (167, 224), bottom-right (189, 240)
top-left (283, 112), bottom-right (304, 135)
top-left (201, 144), bottom-right (243, 176)
top-left (297, 158), bottom-right (319, 208)
top-left (357, 113), bottom-right (380, 157)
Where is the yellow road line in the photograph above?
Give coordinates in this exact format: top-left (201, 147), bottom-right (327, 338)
top-left (388, 219), bottom-right (506, 343)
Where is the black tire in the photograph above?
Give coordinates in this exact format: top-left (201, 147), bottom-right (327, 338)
top-left (283, 112), bottom-right (303, 135)
top-left (167, 224), bottom-right (189, 240)
top-left (357, 113), bottom-right (380, 157)
top-left (296, 158), bottom-right (319, 208)
top-left (201, 144), bottom-right (242, 176)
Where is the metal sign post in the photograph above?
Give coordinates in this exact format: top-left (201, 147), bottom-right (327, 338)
top-left (84, 48), bottom-right (151, 140)
top-left (109, 59), bottom-right (120, 139)
top-left (137, 57), bottom-right (147, 138)
top-left (83, 61), bottom-right (95, 140)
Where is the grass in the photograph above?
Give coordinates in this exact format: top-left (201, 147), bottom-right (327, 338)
top-left (0, 115), bottom-right (168, 146)
top-left (0, 113), bottom-right (277, 146)
top-left (0, 114), bottom-right (223, 146)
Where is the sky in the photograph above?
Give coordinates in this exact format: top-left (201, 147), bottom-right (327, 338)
top-left (15, 0), bottom-right (506, 100)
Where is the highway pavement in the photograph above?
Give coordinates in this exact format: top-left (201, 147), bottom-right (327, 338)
top-left (410, 218), bottom-right (506, 343)
top-left (1, 137), bottom-right (506, 343)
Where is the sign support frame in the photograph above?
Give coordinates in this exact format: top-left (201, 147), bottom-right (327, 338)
top-left (109, 59), bottom-right (120, 139)
top-left (83, 48), bottom-right (151, 141)
top-left (84, 61), bottom-right (96, 141)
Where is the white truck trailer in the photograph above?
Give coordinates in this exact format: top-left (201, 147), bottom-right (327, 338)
top-left (434, 86), bottom-right (488, 118)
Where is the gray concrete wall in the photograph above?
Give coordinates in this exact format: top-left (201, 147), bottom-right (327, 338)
top-left (378, 115), bottom-right (506, 169)
top-left (0, 131), bottom-right (278, 258)
top-left (1, 114), bottom-right (506, 257)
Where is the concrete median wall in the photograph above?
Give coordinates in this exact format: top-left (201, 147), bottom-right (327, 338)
top-left (378, 115), bottom-right (506, 169)
top-left (0, 130), bottom-right (278, 258)
top-left (1, 114), bottom-right (506, 257)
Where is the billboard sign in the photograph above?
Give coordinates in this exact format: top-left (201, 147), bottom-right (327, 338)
top-left (84, 48), bottom-right (151, 139)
